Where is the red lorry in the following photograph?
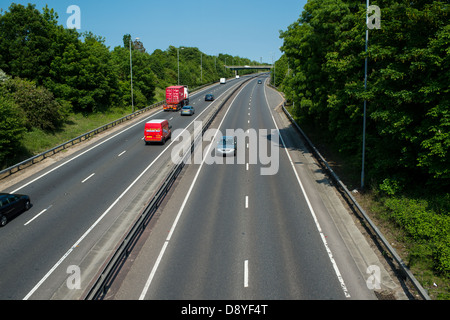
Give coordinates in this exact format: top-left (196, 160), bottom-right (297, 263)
top-left (163, 85), bottom-right (189, 111)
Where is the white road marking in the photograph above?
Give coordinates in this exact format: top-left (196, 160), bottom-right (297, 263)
top-left (11, 111), bottom-right (163, 194)
top-left (23, 82), bottom-right (242, 300)
top-left (139, 81), bottom-right (249, 300)
top-left (24, 206), bottom-right (52, 226)
top-left (263, 81), bottom-right (351, 298)
top-left (12, 82), bottom-right (221, 194)
top-left (244, 260), bottom-right (249, 287)
top-left (118, 150), bottom-right (127, 157)
top-left (82, 173), bottom-right (95, 183)
top-left (245, 196), bottom-right (248, 209)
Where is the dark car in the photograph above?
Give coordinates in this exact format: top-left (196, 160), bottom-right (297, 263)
top-left (257, 80), bottom-right (262, 84)
top-left (0, 193), bottom-right (31, 226)
top-left (205, 94), bottom-right (214, 101)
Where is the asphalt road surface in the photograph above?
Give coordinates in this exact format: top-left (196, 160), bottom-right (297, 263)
top-left (108, 76), bottom-right (405, 300)
top-left (0, 76), bottom-right (248, 299)
top-left (1, 75), bottom-right (405, 301)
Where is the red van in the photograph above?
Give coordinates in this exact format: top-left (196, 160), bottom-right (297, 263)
top-left (144, 119), bottom-right (172, 144)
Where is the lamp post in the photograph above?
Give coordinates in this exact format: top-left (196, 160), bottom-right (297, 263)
top-left (130, 38), bottom-right (134, 113)
top-left (178, 47), bottom-right (185, 85)
top-left (362, 1), bottom-right (381, 189)
top-left (177, 48), bottom-right (180, 85)
top-left (129, 37), bottom-right (139, 113)
top-left (361, 3), bottom-right (368, 190)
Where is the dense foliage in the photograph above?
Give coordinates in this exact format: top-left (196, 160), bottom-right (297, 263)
top-left (0, 3), bottom-right (261, 167)
top-left (279, 0), bottom-right (449, 192)
top-left (278, 0), bottom-right (450, 282)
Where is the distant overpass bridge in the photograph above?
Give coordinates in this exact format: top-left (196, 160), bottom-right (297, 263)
top-left (224, 65), bottom-right (272, 76)
top-left (225, 65), bottom-right (272, 71)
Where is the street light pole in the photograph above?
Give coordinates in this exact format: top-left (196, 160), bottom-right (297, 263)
top-left (177, 48), bottom-right (179, 85)
top-left (178, 47), bottom-right (185, 85)
top-left (361, 0), bottom-right (369, 190)
top-left (129, 38), bottom-right (134, 113)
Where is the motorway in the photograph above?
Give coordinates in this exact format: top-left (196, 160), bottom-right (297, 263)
top-left (0, 76), bottom-right (247, 299)
top-left (0, 74), bottom-right (406, 300)
top-left (107, 76), bottom-right (405, 300)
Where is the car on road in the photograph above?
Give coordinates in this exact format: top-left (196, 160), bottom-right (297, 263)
top-left (144, 119), bottom-right (172, 145)
top-left (0, 193), bottom-right (31, 226)
top-left (181, 105), bottom-right (195, 116)
top-left (205, 94), bottom-right (214, 101)
top-left (216, 136), bottom-right (237, 157)
top-left (258, 80), bottom-right (262, 84)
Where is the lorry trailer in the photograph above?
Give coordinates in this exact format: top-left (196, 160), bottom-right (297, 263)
top-left (164, 85), bottom-right (189, 111)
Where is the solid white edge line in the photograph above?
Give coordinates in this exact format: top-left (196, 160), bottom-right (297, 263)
top-left (23, 82), bottom-right (241, 300)
top-left (138, 81), bottom-right (250, 300)
top-left (139, 241), bottom-right (168, 300)
top-left (263, 79), bottom-right (351, 298)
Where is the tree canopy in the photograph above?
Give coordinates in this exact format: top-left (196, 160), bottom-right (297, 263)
top-left (0, 3), bottom-right (262, 167)
top-left (278, 0), bottom-right (449, 192)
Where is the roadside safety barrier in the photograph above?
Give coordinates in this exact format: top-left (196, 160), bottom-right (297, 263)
top-left (83, 76), bottom-right (257, 299)
top-left (0, 81), bottom-right (222, 181)
top-left (281, 103), bottom-right (431, 300)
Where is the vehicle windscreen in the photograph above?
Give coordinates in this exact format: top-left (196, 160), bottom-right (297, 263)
top-left (220, 137), bottom-right (233, 146)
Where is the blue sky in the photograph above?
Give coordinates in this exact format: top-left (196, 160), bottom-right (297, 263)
top-left (0, 0), bottom-right (306, 63)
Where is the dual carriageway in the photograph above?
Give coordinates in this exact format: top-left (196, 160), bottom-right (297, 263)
top-left (0, 75), bottom-right (406, 301)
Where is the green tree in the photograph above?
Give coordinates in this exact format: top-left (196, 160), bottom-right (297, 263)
top-left (280, 0), bottom-right (450, 190)
top-left (2, 77), bottom-right (67, 131)
top-left (0, 94), bottom-right (26, 165)
top-left (111, 41), bottom-right (157, 109)
top-left (47, 32), bottom-right (119, 113)
top-left (0, 4), bottom-right (66, 84)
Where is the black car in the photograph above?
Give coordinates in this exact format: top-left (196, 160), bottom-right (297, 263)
top-left (257, 80), bottom-right (262, 84)
top-left (205, 94), bottom-right (214, 101)
top-left (0, 193), bottom-right (31, 226)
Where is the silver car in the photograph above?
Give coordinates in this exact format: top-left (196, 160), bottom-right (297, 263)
top-left (181, 105), bottom-right (195, 116)
top-left (216, 136), bottom-right (237, 157)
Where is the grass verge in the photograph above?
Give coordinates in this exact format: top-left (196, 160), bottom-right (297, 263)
top-left (7, 106), bottom-right (135, 167)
